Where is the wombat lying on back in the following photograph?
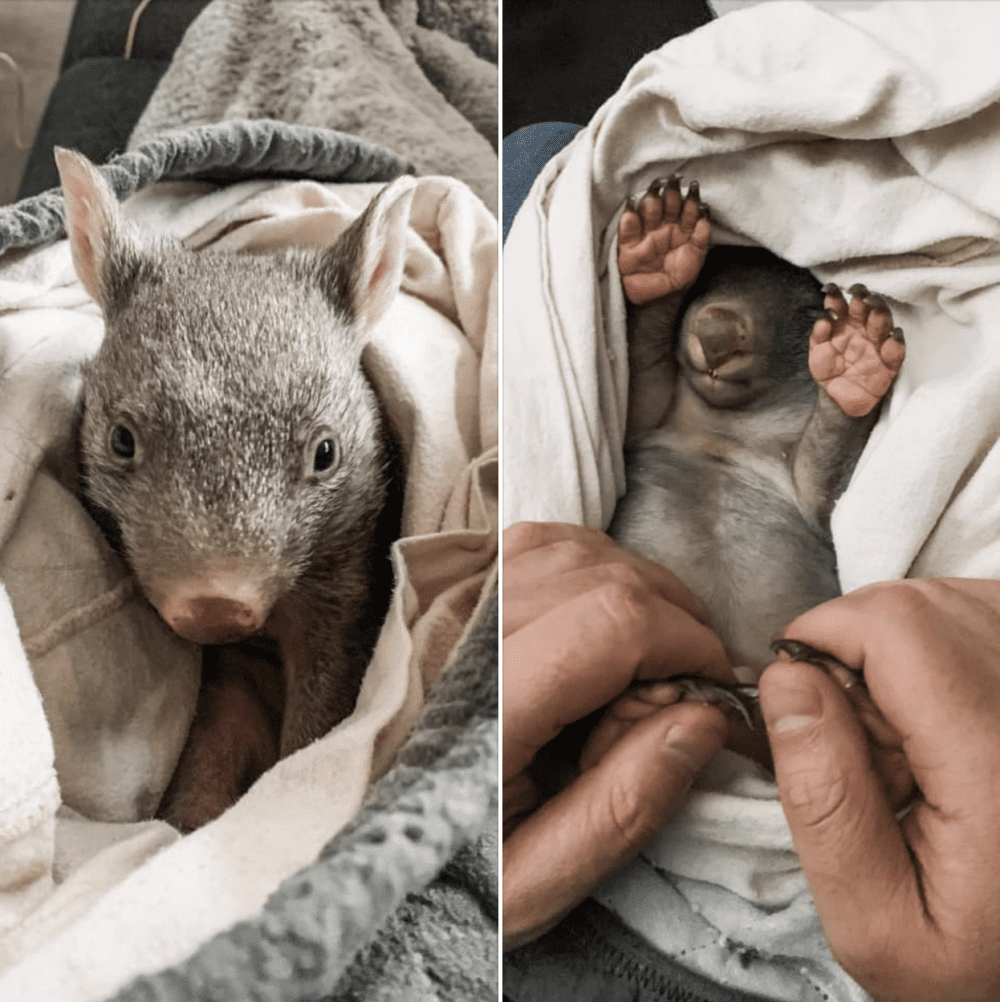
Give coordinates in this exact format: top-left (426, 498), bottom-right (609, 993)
top-left (56, 149), bottom-right (413, 830)
top-left (611, 178), bottom-right (905, 690)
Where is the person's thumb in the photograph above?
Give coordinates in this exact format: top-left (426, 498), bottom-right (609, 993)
top-left (759, 660), bottom-right (918, 975)
top-left (503, 700), bottom-right (726, 950)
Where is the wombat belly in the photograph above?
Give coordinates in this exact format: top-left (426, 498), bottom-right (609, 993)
top-left (609, 442), bottom-right (840, 674)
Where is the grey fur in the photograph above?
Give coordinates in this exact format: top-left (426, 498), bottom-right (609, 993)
top-left (611, 246), bottom-right (895, 677)
top-left (60, 148), bottom-right (414, 828)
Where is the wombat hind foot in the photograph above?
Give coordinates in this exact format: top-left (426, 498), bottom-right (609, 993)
top-left (618, 177), bottom-right (711, 306)
top-left (809, 283), bottom-right (906, 417)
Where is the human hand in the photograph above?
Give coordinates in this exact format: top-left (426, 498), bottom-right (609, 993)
top-left (503, 521), bottom-right (731, 951)
top-left (759, 579), bottom-right (1000, 1002)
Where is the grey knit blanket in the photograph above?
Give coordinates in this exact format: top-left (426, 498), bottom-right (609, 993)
top-left (114, 579), bottom-right (498, 1002)
top-left (0, 119), bottom-right (411, 257)
top-left (0, 118), bottom-right (497, 1001)
top-left (130, 0), bottom-right (498, 210)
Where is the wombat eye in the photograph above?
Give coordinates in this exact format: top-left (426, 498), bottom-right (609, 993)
top-left (312, 438), bottom-right (338, 474)
top-left (110, 425), bottom-right (136, 459)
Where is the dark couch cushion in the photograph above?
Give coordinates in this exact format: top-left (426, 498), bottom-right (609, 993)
top-left (503, 0), bottom-right (714, 136)
top-left (60, 0), bottom-right (211, 70)
top-left (17, 58), bottom-right (169, 199)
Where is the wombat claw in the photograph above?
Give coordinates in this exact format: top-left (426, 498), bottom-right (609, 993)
top-left (670, 676), bottom-right (761, 729)
top-left (770, 638), bottom-right (865, 690)
top-left (671, 640), bottom-right (864, 731)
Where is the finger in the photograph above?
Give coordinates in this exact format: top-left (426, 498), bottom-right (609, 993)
top-left (639, 191), bottom-right (664, 232)
top-left (861, 294), bottom-right (894, 342)
top-left (779, 580), bottom-right (1000, 784)
top-left (678, 187), bottom-right (700, 234)
top-left (618, 204), bottom-right (643, 248)
top-left (580, 682), bottom-right (683, 769)
top-left (811, 313), bottom-right (835, 347)
top-left (879, 332), bottom-right (906, 370)
top-left (502, 522), bottom-right (711, 631)
top-left (503, 582), bottom-right (731, 776)
top-left (504, 558), bottom-right (711, 639)
top-left (662, 175), bottom-right (682, 222)
top-left (823, 282), bottom-right (848, 319)
top-left (503, 773), bottom-right (543, 832)
top-left (503, 700), bottom-right (726, 950)
top-left (758, 659), bottom-right (921, 972)
top-left (848, 289), bottom-right (869, 322)
top-left (503, 520), bottom-right (587, 561)
top-left (690, 215), bottom-right (710, 254)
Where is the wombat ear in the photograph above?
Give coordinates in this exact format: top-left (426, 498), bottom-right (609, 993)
top-left (55, 147), bottom-right (138, 311)
top-left (319, 177), bottom-right (416, 333)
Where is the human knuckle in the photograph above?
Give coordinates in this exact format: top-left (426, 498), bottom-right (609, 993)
top-left (600, 561), bottom-right (647, 592)
top-left (861, 579), bottom-right (937, 626)
top-left (606, 776), bottom-right (656, 850)
top-left (547, 535), bottom-right (602, 571)
top-left (780, 758), bottom-right (851, 830)
top-left (591, 580), bottom-right (656, 638)
top-left (502, 521), bottom-right (544, 551)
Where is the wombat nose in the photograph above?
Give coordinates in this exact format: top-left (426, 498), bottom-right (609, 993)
top-left (164, 597), bottom-right (265, 645)
top-left (697, 328), bottom-right (741, 369)
top-left (693, 307), bottom-right (745, 369)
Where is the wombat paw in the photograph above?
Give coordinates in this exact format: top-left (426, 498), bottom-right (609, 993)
top-left (809, 282), bottom-right (906, 418)
top-left (617, 176), bottom-right (711, 306)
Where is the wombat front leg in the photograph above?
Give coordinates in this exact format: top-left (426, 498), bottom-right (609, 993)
top-left (268, 590), bottom-right (364, 758)
top-left (618, 177), bottom-right (711, 441)
top-left (793, 283), bottom-right (906, 528)
top-left (158, 651), bottom-right (280, 832)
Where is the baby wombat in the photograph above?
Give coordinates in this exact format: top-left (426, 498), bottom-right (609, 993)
top-left (56, 148), bottom-right (413, 830)
top-left (611, 177), bottom-right (905, 684)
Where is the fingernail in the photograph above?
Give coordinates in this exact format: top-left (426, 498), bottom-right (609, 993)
top-left (642, 682), bottom-right (681, 705)
top-left (662, 713), bottom-right (722, 773)
top-left (762, 682), bottom-right (822, 733)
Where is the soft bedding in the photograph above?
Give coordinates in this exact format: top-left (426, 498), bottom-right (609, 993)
top-left (0, 101), bottom-right (495, 1002)
top-left (504, 2), bottom-right (1000, 999)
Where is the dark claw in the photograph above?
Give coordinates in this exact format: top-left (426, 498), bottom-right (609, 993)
top-left (670, 676), bottom-right (759, 729)
top-left (666, 174), bottom-right (682, 191)
top-left (770, 638), bottom-right (846, 672)
top-left (823, 282), bottom-right (841, 297)
top-left (626, 195), bottom-right (637, 212)
top-left (891, 326), bottom-right (905, 343)
top-left (646, 177), bottom-right (666, 196)
top-left (687, 179), bottom-right (700, 201)
top-left (700, 204), bottom-right (711, 221)
top-left (863, 293), bottom-right (889, 312)
top-left (770, 640), bottom-right (866, 695)
top-left (848, 283), bottom-right (869, 298)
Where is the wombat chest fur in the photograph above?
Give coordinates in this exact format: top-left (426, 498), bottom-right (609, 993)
top-left (57, 148), bottom-right (415, 829)
top-left (610, 247), bottom-right (879, 675)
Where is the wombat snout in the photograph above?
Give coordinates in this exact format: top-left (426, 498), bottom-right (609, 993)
top-left (689, 306), bottom-right (747, 370)
top-left (155, 578), bottom-right (270, 645)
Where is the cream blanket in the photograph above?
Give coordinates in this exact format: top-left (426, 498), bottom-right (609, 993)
top-left (0, 174), bottom-right (496, 999)
top-left (504, 2), bottom-right (1000, 999)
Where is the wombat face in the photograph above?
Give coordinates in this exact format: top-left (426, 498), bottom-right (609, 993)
top-left (57, 149), bottom-right (414, 645)
top-left (675, 246), bottom-right (824, 409)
